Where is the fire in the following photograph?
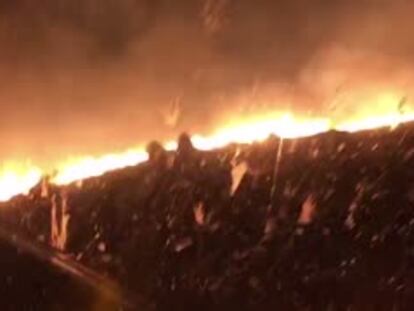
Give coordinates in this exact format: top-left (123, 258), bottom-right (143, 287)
top-left (1, 91), bottom-right (414, 203)
top-left (0, 162), bottom-right (42, 202)
top-left (52, 150), bottom-right (149, 185)
top-left (189, 113), bottom-right (331, 150)
top-left (337, 111), bottom-right (414, 133)
top-left (336, 92), bottom-right (414, 132)
top-left (52, 113), bottom-right (330, 187)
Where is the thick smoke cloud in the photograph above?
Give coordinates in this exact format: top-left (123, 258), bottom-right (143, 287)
top-left (0, 0), bottom-right (413, 168)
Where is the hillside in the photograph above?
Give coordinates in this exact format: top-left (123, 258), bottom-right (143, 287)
top-left (1, 124), bottom-right (414, 310)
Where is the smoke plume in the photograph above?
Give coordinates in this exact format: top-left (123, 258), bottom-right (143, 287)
top-left (0, 0), bottom-right (413, 169)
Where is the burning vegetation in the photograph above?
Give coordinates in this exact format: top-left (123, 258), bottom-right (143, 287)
top-left (2, 0), bottom-right (414, 202)
top-left (1, 118), bottom-right (414, 309)
top-left (2, 0), bottom-right (414, 309)
top-left (1, 92), bottom-right (414, 202)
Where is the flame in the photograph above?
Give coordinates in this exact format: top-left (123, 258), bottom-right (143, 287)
top-left (0, 162), bottom-right (42, 202)
top-left (1, 91), bottom-right (414, 202)
top-left (190, 113), bottom-right (331, 150)
top-left (52, 113), bottom-right (330, 186)
top-left (337, 111), bottom-right (414, 132)
top-left (336, 92), bottom-right (414, 132)
top-left (52, 150), bottom-right (149, 185)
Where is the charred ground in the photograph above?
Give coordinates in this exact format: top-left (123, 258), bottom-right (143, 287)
top-left (1, 123), bottom-right (414, 310)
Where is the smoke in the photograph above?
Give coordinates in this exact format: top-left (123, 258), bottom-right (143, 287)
top-left (0, 0), bottom-right (413, 168)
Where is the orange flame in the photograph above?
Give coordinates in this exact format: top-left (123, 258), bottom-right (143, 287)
top-left (1, 91), bottom-right (414, 202)
top-left (190, 113), bottom-right (331, 150)
top-left (0, 162), bottom-right (42, 202)
top-left (52, 150), bottom-right (149, 185)
top-left (336, 92), bottom-right (414, 132)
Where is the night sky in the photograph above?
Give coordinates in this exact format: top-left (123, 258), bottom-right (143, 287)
top-left (0, 0), bottom-right (413, 168)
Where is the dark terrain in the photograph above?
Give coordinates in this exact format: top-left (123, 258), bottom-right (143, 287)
top-left (1, 123), bottom-right (414, 310)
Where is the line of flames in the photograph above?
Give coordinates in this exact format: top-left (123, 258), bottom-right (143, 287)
top-left (1, 95), bottom-right (414, 202)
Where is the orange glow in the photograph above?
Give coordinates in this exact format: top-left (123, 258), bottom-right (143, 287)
top-left (1, 91), bottom-right (413, 202)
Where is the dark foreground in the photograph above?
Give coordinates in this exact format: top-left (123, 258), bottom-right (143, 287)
top-left (1, 123), bottom-right (414, 310)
